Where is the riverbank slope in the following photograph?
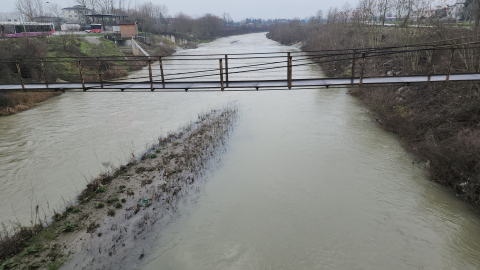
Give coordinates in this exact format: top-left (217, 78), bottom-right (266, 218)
top-left (0, 34), bottom-right (177, 116)
top-left (268, 23), bottom-right (480, 209)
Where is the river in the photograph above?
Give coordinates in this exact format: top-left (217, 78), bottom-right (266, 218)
top-left (1, 33), bottom-right (480, 269)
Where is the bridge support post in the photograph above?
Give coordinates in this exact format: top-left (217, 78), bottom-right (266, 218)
top-left (289, 55), bottom-right (293, 89)
top-left (97, 58), bottom-right (103, 89)
top-left (351, 50), bottom-right (356, 84)
top-left (287, 52), bottom-right (292, 89)
top-left (427, 49), bottom-right (436, 82)
top-left (16, 61), bottom-right (25, 92)
top-left (359, 53), bottom-right (366, 86)
top-left (78, 60), bottom-right (86, 92)
top-left (219, 59), bottom-right (224, 91)
top-left (225, 55), bottom-right (229, 87)
top-left (148, 59), bottom-right (154, 91)
top-left (41, 59), bottom-right (48, 89)
top-left (159, 57), bottom-right (165, 89)
top-left (446, 48), bottom-right (455, 82)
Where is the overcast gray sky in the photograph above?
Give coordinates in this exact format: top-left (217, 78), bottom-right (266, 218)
top-left (4, 0), bottom-right (350, 20)
top-left (5, 0), bottom-right (456, 20)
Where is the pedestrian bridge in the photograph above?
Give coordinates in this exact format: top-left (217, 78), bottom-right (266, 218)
top-left (1, 37), bottom-right (479, 92)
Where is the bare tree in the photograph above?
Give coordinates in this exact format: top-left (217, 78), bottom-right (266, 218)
top-left (15, 0), bottom-right (44, 21)
top-left (46, 3), bottom-right (62, 17)
top-left (74, 0), bottom-right (88, 7)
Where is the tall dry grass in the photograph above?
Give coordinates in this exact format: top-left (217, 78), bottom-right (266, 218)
top-left (0, 92), bottom-right (61, 116)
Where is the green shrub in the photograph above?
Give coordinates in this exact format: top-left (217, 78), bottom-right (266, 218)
top-left (106, 197), bottom-right (118, 204)
top-left (62, 222), bottom-right (75, 233)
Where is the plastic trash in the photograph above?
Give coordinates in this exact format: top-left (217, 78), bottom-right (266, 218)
top-left (139, 198), bottom-right (148, 207)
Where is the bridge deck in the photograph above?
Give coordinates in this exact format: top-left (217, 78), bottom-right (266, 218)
top-left (1, 74), bottom-right (480, 91)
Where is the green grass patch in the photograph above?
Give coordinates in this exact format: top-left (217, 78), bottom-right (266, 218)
top-left (106, 197), bottom-right (119, 204)
top-left (61, 222), bottom-right (75, 233)
top-left (79, 38), bottom-right (124, 58)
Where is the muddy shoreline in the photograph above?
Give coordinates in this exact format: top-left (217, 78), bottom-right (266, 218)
top-left (0, 104), bottom-right (238, 269)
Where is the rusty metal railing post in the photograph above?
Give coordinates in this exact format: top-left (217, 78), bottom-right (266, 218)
top-left (16, 61), bottom-right (25, 92)
top-left (289, 55), bottom-right (293, 89)
top-left (287, 52), bottom-right (290, 89)
top-left (159, 57), bottom-right (165, 89)
top-left (148, 59), bottom-right (154, 91)
top-left (225, 54), bottom-right (229, 87)
top-left (97, 57), bottom-right (103, 89)
top-left (219, 59), bottom-right (224, 91)
top-left (359, 53), bottom-right (366, 86)
top-left (446, 48), bottom-right (455, 82)
top-left (41, 58), bottom-right (48, 89)
top-left (78, 60), bottom-right (86, 92)
top-left (287, 52), bottom-right (292, 89)
top-left (351, 50), bottom-right (356, 84)
top-left (427, 49), bottom-right (435, 82)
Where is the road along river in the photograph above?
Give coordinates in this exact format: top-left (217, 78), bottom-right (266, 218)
top-left (1, 33), bottom-right (480, 269)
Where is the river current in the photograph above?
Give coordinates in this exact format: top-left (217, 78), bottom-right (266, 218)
top-left (1, 33), bottom-right (480, 269)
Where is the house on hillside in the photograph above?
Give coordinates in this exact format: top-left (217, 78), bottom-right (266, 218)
top-left (119, 21), bottom-right (138, 38)
top-left (62, 5), bottom-right (93, 24)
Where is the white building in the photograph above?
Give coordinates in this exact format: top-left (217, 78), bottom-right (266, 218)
top-left (61, 5), bottom-right (93, 24)
top-left (0, 13), bottom-right (22, 23)
top-left (449, 1), bottom-right (466, 21)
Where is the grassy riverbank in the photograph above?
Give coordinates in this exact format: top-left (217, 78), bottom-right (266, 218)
top-left (0, 34), bottom-right (178, 116)
top-left (268, 22), bottom-right (480, 209)
top-left (0, 104), bottom-right (238, 269)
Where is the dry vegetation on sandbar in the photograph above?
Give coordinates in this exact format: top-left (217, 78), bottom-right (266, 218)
top-left (0, 104), bottom-right (238, 269)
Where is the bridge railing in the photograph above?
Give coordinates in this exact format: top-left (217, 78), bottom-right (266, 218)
top-left (2, 36), bottom-right (480, 92)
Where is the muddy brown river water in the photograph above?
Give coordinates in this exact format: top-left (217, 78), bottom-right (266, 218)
top-left (1, 33), bottom-right (480, 269)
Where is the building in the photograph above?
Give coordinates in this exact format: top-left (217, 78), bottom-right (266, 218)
top-left (61, 5), bottom-right (93, 24)
top-left (119, 21), bottom-right (138, 38)
top-left (0, 13), bottom-right (22, 22)
top-left (448, 1), bottom-right (466, 21)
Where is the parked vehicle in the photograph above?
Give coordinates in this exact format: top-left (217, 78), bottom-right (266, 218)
top-left (85, 24), bottom-right (102, 33)
top-left (0, 22), bottom-right (54, 38)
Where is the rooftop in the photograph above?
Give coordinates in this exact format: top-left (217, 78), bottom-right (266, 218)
top-left (118, 21), bottom-right (137, 25)
top-left (62, 5), bottom-right (92, 11)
